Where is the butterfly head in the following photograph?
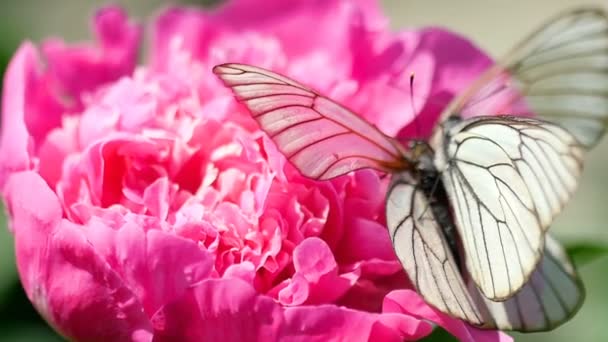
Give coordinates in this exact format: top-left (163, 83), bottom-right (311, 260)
top-left (406, 140), bottom-right (435, 172)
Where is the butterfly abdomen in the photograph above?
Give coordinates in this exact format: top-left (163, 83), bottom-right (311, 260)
top-left (418, 170), bottom-right (463, 269)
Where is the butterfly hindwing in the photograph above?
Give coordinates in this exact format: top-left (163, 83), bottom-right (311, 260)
top-left (386, 172), bottom-right (485, 326)
top-left (470, 234), bottom-right (584, 331)
top-left (504, 7), bottom-right (608, 148)
top-left (213, 63), bottom-right (408, 180)
top-left (386, 172), bottom-right (584, 331)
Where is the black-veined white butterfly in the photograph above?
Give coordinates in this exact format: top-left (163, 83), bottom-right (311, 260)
top-left (213, 6), bottom-right (608, 331)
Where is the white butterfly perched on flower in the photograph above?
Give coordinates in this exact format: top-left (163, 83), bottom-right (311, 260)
top-left (213, 6), bottom-right (608, 332)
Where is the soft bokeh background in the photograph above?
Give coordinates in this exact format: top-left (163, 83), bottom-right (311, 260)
top-left (0, 0), bottom-right (606, 341)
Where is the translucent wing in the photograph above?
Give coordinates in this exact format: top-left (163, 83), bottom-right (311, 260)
top-left (440, 7), bottom-right (608, 148)
top-left (471, 234), bottom-right (585, 331)
top-left (386, 172), bottom-right (485, 326)
top-left (435, 115), bottom-right (584, 300)
top-left (213, 63), bottom-right (408, 180)
top-left (386, 172), bottom-right (584, 331)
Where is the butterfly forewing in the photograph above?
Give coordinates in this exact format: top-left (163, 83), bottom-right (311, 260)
top-left (213, 63), bottom-right (408, 180)
top-left (434, 115), bottom-right (585, 300)
top-left (441, 7), bottom-right (608, 148)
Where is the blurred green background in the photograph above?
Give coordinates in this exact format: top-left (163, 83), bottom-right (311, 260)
top-left (0, 0), bottom-right (606, 341)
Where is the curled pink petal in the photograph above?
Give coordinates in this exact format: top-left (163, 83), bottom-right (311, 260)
top-left (384, 290), bottom-right (513, 342)
top-left (42, 6), bottom-right (142, 105)
top-left (153, 0), bottom-right (385, 69)
top-left (5, 172), bottom-right (152, 342)
top-left (283, 304), bottom-right (432, 341)
top-left (0, 43), bottom-right (56, 187)
top-left (289, 237), bottom-right (359, 304)
top-left (152, 278), bottom-right (284, 342)
top-left (86, 219), bottom-right (214, 317)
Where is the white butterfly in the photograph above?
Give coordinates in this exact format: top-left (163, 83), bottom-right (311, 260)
top-left (213, 6), bottom-right (608, 331)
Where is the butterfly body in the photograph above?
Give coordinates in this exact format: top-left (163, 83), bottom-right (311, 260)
top-left (400, 167), bottom-right (464, 268)
top-left (213, 5), bottom-right (607, 331)
top-left (398, 138), bottom-right (458, 249)
top-left (397, 136), bottom-right (463, 250)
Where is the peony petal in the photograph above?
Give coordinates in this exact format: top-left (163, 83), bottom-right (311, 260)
top-left (283, 304), bottom-right (432, 341)
top-left (0, 43), bottom-right (58, 187)
top-left (86, 219), bottom-right (214, 318)
top-left (278, 273), bottom-right (310, 306)
top-left (292, 237), bottom-right (338, 283)
top-left (152, 278), bottom-right (284, 342)
top-left (223, 261), bottom-right (256, 283)
top-left (4, 171), bottom-right (63, 278)
top-left (153, 0), bottom-right (385, 69)
top-left (99, 77), bottom-right (158, 132)
top-left (142, 177), bottom-right (171, 220)
top-left (37, 117), bottom-right (79, 188)
top-left (291, 237), bottom-right (359, 304)
top-left (77, 104), bottom-right (121, 148)
top-left (383, 290), bottom-right (513, 342)
top-left (5, 171), bottom-right (152, 342)
top-left (0, 43), bottom-right (35, 174)
top-left (336, 218), bottom-right (396, 263)
top-left (395, 28), bottom-right (493, 140)
top-left (42, 6), bottom-right (142, 105)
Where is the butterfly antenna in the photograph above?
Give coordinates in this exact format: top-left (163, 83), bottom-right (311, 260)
top-left (410, 73), bottom-right (421, 140)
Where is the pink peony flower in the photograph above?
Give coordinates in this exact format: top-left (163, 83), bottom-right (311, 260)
top-left (0, 2), bottom-right (512, 341)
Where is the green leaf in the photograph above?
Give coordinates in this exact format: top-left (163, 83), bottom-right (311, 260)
top-left (2, 324), bottom-right (64, 342)
top-left (566, 241), bottom-right (608, 267)
top-left (0, 27), bottom-right (21, 91)
top-left (0, 204), bottom-right (18, 306)
top-left (421, 327), bottom-right (458, 342)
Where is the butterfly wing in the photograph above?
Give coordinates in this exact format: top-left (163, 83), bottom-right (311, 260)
top-left (428, 7), bottom-right (606, 301)
top-left (440, 6), bottom-right (608, 148)
top-left (386, 171), bottom-right (485, 326)
top-left (435, 115), bottom-right (584, 300)
top-left (213, 63), bottom-right (408, 180)
top-left (386, 171), bottom-right (584, 331)
top-left (470, 234), bottom-right (584, 331)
